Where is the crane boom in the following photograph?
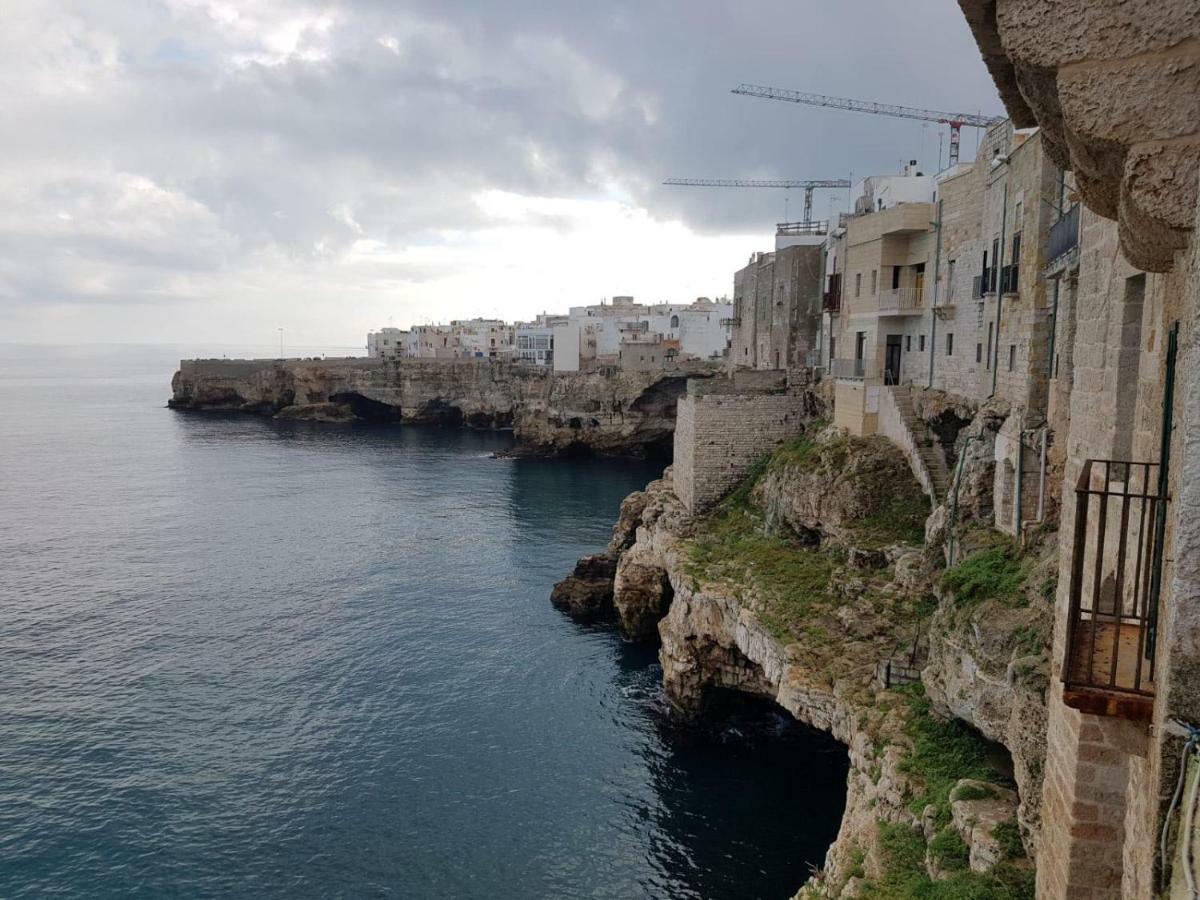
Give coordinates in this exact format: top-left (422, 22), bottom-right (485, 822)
top-left (663, 177), bottom-right (851, 223)
top-left (663, 178), bottom-right (849, 189)
top-left (731, 83), bottom-right (1003, 166)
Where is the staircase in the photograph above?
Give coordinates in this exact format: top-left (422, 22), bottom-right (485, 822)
top-left (889, 385), bottom-right (951, 502)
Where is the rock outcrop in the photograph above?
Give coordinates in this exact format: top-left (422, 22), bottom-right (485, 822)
top-left (170, 357), bottom-right (721, 456)
top-left (553, 422), bottom-right (1050, 897)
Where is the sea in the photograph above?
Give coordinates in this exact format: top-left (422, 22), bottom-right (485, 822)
top-left (0, 344), bottom-right (847, 900)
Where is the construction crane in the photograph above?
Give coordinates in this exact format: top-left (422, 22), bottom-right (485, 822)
top-left (663, 177), bottom-right (851, 224)
top-left (731, 84), bottom-right (1003, 167)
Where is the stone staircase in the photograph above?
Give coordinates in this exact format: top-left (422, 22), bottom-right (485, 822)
top-left (891, 385), bottom-right (952, 502)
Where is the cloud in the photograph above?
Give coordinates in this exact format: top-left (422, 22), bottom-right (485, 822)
top-left (0, 0), bottom-right (1001, 346)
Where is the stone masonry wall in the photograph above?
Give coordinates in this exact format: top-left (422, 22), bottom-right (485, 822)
top-left (673, 378), bottom-right (809, 514)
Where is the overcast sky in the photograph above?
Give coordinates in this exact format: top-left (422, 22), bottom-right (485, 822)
top-left (2, 1), bottom-right (1001, 352)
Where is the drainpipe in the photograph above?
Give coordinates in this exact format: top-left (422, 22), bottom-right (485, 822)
top-left (989, 181), bottom-right (1009, 398)
top-left (1037, 426), bottom-right (1047, 523)
top-left (929, 198), bottom-right (943, 389)
top-left (1047, 278), bottom-right (1060, 381)
top-left (1015, 428), bottom-right (1025, 539)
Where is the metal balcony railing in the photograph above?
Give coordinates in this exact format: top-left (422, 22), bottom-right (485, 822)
top-left (1062, 459), bottom-right (1169, 720)
top-left (877, 287), bottom-right (924, 313)
top-left (1047, 203), bottom-right (1081, 265)
top-left (822, 290), bottom-right (842, 313)
top-left (720, 317), bottom-right (739, 327)
top-left (829, 358), bottom-right (877, 380)
top-left (776, 219), bottom-right (830, 236)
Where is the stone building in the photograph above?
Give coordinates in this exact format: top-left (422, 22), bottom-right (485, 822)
top-left (729, 228), bottom-right (824, 372)
top-left (957, 2), bottom-right (1200, 897)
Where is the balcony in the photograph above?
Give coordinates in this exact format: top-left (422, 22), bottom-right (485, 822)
top-left (1062, 459), bottom-right (1169, 722)
top-left (830, 358), bottom-right (878, 380)
top-left (1047, 203), bottom-right (1081, 269)
top-left (720, 317), bottom-right (740, 327)
top-left (822, 290), bottom-right (842, 314)
top-left (877, 287), bottom-right (925, 315)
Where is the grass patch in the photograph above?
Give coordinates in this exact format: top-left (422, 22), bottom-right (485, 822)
top-left (767, 435), bottom-right (820, 471)
top-left (928, 828), bottom-right (970, 872)
top-left (951, 783), bottom-right (998, 803)
top-left (853, 488), bottom-right (929, 548)
top-left (941, 537), bottom-right (1029, 607)
top-left (684, 497), bottom-right (836, 638)
top-left (897, 686), bottom-right (1011, 826)
top-left (992, 820), bottom-right (1025, 861)
top-left (860, 824), bottom-right (1035, 900)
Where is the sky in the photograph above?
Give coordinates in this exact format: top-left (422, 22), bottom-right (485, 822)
top-left (1, 0), bottom-right (1002, 352)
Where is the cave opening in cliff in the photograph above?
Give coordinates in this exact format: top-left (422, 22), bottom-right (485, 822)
top-left (328, 392), bottom-right (402, 422)
top-left (661, 687), bottom-right (850, 897)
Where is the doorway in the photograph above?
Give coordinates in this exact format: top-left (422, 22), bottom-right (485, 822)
top-left (885, 335), bottom-right (902, 385)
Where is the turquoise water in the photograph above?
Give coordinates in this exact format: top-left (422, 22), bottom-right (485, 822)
top-left (0, 345), bottom-right (847, 899)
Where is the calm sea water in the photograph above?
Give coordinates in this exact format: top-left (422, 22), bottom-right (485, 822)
top-left (0, 345), bottom-right (847, 900)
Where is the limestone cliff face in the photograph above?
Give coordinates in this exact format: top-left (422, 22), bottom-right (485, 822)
top-left (169, 358), bottom-right (720, 455)
top-left (554, 426), bottom-right (1048, 897)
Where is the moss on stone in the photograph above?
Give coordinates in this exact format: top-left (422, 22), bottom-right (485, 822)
top-left (929, 827), bottom-right (971, 871)
top-left (991, 819), bottom-right (1025, 861)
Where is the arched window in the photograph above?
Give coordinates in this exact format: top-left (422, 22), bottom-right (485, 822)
top-left (670, 314), bottom-right (679, 329)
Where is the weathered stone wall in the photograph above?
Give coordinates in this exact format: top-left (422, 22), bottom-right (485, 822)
top-left (673, 372), bottom-right (813, 514)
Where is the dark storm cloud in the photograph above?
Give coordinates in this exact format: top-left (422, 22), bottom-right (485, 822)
top-left (1, 0), bottom-right (1000, 331)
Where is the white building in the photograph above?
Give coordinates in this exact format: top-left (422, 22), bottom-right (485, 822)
top-left (367, 327), bottom-right (409, 358)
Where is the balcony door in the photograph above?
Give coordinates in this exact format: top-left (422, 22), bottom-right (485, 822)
top-left (884, 335), bottom-right (902, 385)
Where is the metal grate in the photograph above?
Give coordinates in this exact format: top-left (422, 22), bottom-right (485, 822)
top-left (1062, 459), bottom-right (1169, 710)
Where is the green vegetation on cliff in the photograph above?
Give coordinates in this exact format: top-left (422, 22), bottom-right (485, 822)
top-left (766, 433), bottom-right (928, 547)
top-left (940, 533), bottom-right (1029, 607)
top-left (897, 686), bottom-right (1012, 825)
top-left (860, 823), bottom-right (1034, 900)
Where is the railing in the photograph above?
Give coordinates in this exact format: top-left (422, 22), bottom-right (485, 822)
top-left (1047, 203), bottom-right (1081, 265)
top-left (972, 275), bottom-right (985, 300)
top-left (877, 287), bottom-right (924, 313)
top-left (830, 358), bottom-right (878, 380)
top-left (776, 219), bottom-right (829, 236)
top-left (1062, 459), bottom-right (1169, 717)
top-left (822, 290), bottom-right (842, 313)
top-left (720, 317), bottom-right (740, 327)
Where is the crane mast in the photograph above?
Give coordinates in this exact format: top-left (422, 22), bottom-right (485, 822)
top-left (663, 177), bottom-right (851, 224)
top-left (731, 83), bottom-right (1003, 167)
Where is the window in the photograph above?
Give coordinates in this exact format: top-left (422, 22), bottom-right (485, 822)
top-left (670, 314), bottom-right (679, 328)
top-left (906, 335), bottom-right (912, 352)
top-left (829, 337), bottom-right (835, 361)
top-left (871, 270), bottom-right (878, 295)
top-left (1008, 344), bottom-right (1016, 371)
top-left (855, 332), bottom-right (866, 360)
top-left (947, 260), bottom-right (957, 301)
top-left (986, 323), bottom-right (993, 369)
top-left (892, 266), bottom-right (901, 290)
top-left (918, 334), bottom-right (926, 352)
top-left (946, 333), bottom-right (954, 356)
top-left (855, 273), bottom-right (862, 297)
top-left (976, 343), bottom-right (983, 364)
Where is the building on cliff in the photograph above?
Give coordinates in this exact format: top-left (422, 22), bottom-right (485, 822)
top-left (945, 3), bottom-right (1200, 897)
top-left (728, 222), bottom-right (825, 372)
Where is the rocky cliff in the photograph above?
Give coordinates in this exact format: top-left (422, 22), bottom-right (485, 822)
top-left (553, 425), bottom-right (1052, 898)
top-left (169, 357), bottom-right (721, 456)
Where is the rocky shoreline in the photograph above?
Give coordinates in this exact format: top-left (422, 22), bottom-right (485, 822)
top-left (169, 357), bottom-right (721, 457)
top-left (552, 418), bottom-right (1052, 898)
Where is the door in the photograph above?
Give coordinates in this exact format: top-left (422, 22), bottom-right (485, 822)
top-left (885, 335), bottom-right (902, 385)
